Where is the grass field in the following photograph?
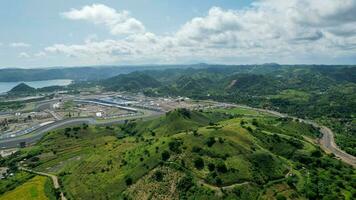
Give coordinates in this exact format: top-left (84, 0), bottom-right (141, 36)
top-left (0, 176), bottom-right (51, 200)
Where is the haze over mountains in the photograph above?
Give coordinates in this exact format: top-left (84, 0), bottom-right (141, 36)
top-left (1, 63), bottom-right (355, 82)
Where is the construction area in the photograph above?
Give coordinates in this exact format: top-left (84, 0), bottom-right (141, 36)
top-left (0, 111), bottom-right (55, 139)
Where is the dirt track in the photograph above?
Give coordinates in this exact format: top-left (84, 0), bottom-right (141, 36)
top-left (20, 167), bottom-right (67, 200)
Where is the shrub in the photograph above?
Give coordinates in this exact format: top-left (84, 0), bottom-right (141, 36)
top-left (276, 194), bottom-right (287, 200)
top-left (177, 176), bottom-right (194, 192)
top-left (194, 157), bottom-right (205, 170)
top-left (218, 137), bottom-right (224, 144)
top-left (252, 119), bottom-right (258, 126)
top-left (192, 146), bottom-right (202, 153)
top-left (216, 162), bottom-right (228, 173)
top-left (208, 163), bottom-right (215, 171)
top-left (125, 177), bottom-right (133, 186)
top-left (206, 137), bottom-right (216, 147)
top-left (311, 150), bottom-right (322, 158)
top-left (161, 150), bottom-right (170, 161)
top-left (215, 177), bottom-right (223, 186)
top-left (153, 170), bottom-right (164, 181)
top-left (169, 139), bottom-right (183, 153)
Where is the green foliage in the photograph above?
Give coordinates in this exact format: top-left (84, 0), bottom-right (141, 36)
top-left (177, 175), bottom-right (194, 192)
top-left (98, 65), bottom-right (356, 155)
top-left (168, 139), bottom-right (183, 153)
top-left (125, 177), bottom-right (133, 186)
top-left (8, 83), bottom-right (36, 94)
top-left (194, 157), bottom-right (205, 170)
top-left (216, 161), bottom-right (228, 173)
top-left (2, 104), bottom-right (354, 200)
top-left (152, 170), bottom-right (164, 182)
top-left (161, 150), bottom-right (170, 161)
top-left (0, 171), bottom-right (34, 195)
top-left (205, 137), bottom-right (216, 147)
top-left (101, 72), bottom-right (161, 92)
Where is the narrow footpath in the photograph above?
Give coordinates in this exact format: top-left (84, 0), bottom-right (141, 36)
top-left (19, 167), bottom-right (67, 200)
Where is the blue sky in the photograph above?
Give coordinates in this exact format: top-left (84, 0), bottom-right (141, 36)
top-left (1, 0), bottom-right (355, 68)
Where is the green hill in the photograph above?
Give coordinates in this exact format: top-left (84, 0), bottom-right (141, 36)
top-left (8, 83), bottom-right (36, 94)
top-left (101, 72), bottom-right (161, 92)
top-left (2, 107), bottom-right (354, 200)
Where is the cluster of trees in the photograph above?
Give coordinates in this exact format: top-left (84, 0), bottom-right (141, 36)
top-left (98, 65), bottom-right (355, 155)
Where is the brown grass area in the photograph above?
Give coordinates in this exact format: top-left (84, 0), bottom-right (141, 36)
top-left (125, 166), bottom-right (185, 200)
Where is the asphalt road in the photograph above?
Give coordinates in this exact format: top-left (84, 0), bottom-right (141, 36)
top-left (319, 126), bottom-right (356, 167)
top-left (0, 111), bottom-right (163, 149)
top-left (234, 104), bottom-right (356, 167)
top-left (1, 102), bottom-right (354, 167)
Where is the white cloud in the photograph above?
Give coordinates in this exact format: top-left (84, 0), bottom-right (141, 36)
top-left (62, 4), bottom-right (145, 35)
top-left (34, 51), bottom-right (46, 57)
top-left (18, 52), bottom-right (30, 58)
top-left (10, 42), bottom-right (31, 48)
top-left (46, 1), bottom-right (356, 64)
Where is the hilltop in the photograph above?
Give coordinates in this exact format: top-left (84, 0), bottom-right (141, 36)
top-left (98, 65), bottom-right (356, 156)
top-left (2, 108), bottom-right (354, 199)
top-left (101, 72), bottom-right (161, 92)
top-left (8, 83), bottom-right (36, 94)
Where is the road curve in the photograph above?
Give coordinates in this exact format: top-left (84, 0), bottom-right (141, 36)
top-left (1, 102), bottom-right (355, 167)
top-left (319, 126), bottom-right (356, 167)
top-left (0, 111), bottom-right (163, 149)
top-left (233, 104), bottom-right (356, 168)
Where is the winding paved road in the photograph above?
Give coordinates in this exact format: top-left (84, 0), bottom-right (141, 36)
top-left (234, 104), bottom-right (356, 167)
top-left (319, 126), bottom-right (356, 167)
top-left (0, 110), bottom-right (163, 149)
top-left (1, 101), bottom-right (354, 167)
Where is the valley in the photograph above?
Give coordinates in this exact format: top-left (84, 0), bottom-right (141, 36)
top-left (0, 64), bottom-right (355, 200)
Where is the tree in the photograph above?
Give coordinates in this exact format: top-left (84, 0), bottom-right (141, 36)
top-left (125, 177), bottom-right (133, 186)
top-left (206, 137), bottom-right (216, 147)
top-left (311, 149), bottom-right (322, 158)
top-left (217, 162), bottom-right (228, 173)
top-left (194, 157), bottom-right (204, 170)
top-left (161, 150), bottom-right (170, 161)
top-left (168, 139), bottom-right (183, 153)
top-left (208, 163), bottom-right (215, 171)
top-left (252, 119), bottom-right (258, 126)
top-left (153, 170), bottom-right (164, 181)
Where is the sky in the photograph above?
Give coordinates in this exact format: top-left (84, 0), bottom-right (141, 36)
top-left (0, 0), bottom-right (356, 68)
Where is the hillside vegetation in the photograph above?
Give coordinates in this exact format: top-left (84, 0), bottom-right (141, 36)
top-left (100, 65), bottom-right (356, 156)
top-left (2, 108), bottom-right (354, 200)
top-left (0, 176), bottom-right (55, 200)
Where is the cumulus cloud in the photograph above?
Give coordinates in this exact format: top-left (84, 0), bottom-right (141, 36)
top-left (46, 1), bottom-right (356, 64)
top-left (18, 52), bottom-right (30, 58)
top-left (10, 42), bottom-right (31, 48)
top-left (34, 51), bottom-right (46, 57)
top-left (62, 4), bottom-right (145, 35)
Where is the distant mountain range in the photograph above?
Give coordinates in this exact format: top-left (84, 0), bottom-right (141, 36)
top-left (1, 63), bottom-right (354, 82)
top-left (0, 64), bottom-right (211, 82)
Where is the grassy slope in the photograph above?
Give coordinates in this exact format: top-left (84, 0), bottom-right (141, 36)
top-left (0, 176), bottom-right (51, 200)
top-left (4, 108), bottom-right (355, 200)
